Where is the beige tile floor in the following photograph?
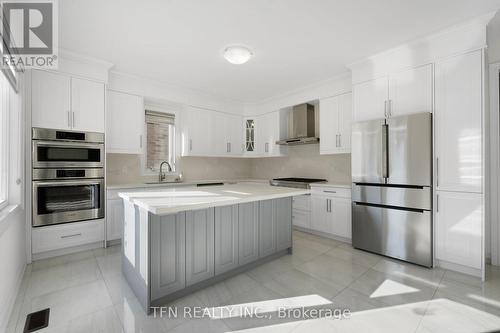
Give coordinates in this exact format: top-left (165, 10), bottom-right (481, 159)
top-left (6, 230), bottom-right (500, 333)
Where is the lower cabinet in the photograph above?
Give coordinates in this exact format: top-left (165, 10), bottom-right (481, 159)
top-left (259, 200), bottom-right (276, 257)
top-left (238, 202), bottom-right (259, 265)
top-left (276, 197), bottom-right (292, 251)
top-left (106, 199), bottom-right (124, 241)
top-left (150, 213), bottom-right (186, 299)
top-left (215, 205), bottom-right (239, 275)
top-left (310, 186), bottom-right (352, 240)
top-left (435, 191), bottom-right (482, 269)
top-left (185, 208), bottom-right (215, 286)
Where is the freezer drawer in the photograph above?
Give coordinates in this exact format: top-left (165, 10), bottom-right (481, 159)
top-left (352, 202), bottom-right (432, 267)
top-left (352, 184), bottom-right (431, 210)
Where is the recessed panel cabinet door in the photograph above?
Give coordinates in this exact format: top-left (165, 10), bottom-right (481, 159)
top-left (352, 77), bottom-right (388, 121)
top-left (215, 205), bottom-right (239, 275)
top-left (259, 200), bottom-right (276, 258)
top-left (276, 197), bottom-right (292, 251)
top-left (319, 96), bottom-right (339, 154)
top-left (186, 208), bottom-right (215, 286)
top-left (150, 213), bottom-right (186, 299)
top-left (311, 195), bottom-right (330, 234)
top-left (338, 92), bottom-right (352, 152)
top-left (435, 51), bottom-right (482, 193)
top-left (106, 199), bottom-right (124, 241)
top-left (32, 70), bottom-right (71, 130)
top-left (238, 202), bottom-right (259, 265)
top-left (435, 191), bottom-right (482, 269)
top-left (71, 77), bottom-right (105, 132)
top-left (388, 64), bottom-right (433, 116)
top-left (332, 197), bottom-right (352, 239)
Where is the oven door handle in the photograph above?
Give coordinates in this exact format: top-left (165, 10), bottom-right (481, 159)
top-left (33, 179), bottom-right (103, 187)
top-left (34, 140), bottom-right (104, 149)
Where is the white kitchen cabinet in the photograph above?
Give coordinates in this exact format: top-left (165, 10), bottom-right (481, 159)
top-left (260, 111), bottom-right (287, 157)
top-left (319, 92), bottom-right (352, 154)
top-left (222, 113), bottom-right (243, 155)
top-left (388, 64), bottom-right (433, 117)
top-left (106, 198), bottom-right (124, 241)
top-left (182, 106), bottom-right (213, 156)
top-left (32, 70), bottom-right (105, 132)
top-left (243, 117), bottom-right (259, 155)
top-left (352, 77), bottom-right (388, 121)
top-left (106, 90), bottom-right (144, 154)
top-left (352, 64), bottom-right (432, 122)
top-left (435, 191), bottom-right (482, 269)
top-left (71, 77), bottom-right (105, 132)
top-left (435, 51), bottom-right (482, 193)
top-left (310, 186), bottom-right (352, 240)
top-left (32, 70), bottom-right (71, 130)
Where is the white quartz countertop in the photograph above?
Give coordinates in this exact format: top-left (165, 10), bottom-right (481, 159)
top-left (107, 179), bottom-right (269, 190)
top-left (118, 183), bottom-right (310, 215)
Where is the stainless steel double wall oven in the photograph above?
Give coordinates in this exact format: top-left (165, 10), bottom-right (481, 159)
top-left (32, 128), bottom-right (105, 227)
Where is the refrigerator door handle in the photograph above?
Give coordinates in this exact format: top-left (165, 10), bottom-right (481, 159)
top-left (382, 124), bottom-right (389, 179)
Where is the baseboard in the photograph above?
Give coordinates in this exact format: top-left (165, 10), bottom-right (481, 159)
top-left (293, 226), bottom-right (352, 244)
top-left (435, 259), bottom-right (482, 278)
top-left (32, 241), bottom-right (104, 261)
top-left (1, 263), bottom-right (27, 333)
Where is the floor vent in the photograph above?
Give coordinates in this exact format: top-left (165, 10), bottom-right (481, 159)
top-left (23, 308), bottom-right (50, 332)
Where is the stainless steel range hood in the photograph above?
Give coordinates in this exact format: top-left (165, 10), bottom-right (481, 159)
top-left (276, 103), bottom-right (319, 145)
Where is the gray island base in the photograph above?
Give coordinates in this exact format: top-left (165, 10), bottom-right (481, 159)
top-left (119, 185), bottom-right (302, 314)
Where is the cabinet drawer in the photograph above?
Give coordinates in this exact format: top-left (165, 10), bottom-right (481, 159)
top-left (292, 195), bottom-right (311, 211)
top-left (311, 186), bottom-right (351, 198)
top-left (292, 209), bottom-right (310, 229)
top-left (32, 219), bottom-right (104, 254)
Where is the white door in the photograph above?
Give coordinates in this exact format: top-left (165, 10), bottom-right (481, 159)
top-left (337, 92), bottom-right (352, 152)
top-left (388, 64), bottom-right (433, 117)
top-left (106, 90), bottom-right (144, 154)
top-left (331, 197), bottom-right (352, 239)
top-left (311, 195), bottom-right (331, 234)
top-left (319, 95), bottom-right (339, 154)
top-left (71, 78), bottom-right (105, 132)
top-left (352, 77), bottom-right (388, 121)
top-left (435, 191), bottom-right (482, 269)
top-left (435, 51), bottom-right (482, 193)
top-left (32, 70), bottom-right (71, 130)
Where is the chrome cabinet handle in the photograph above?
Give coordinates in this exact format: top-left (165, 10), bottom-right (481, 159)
top-left (61, 233), bottom-right (82, 239)
top-left (265, 142), bottom-right (269, 153)
top-left (384, 100), bottom-right (387, 118)
top-left (139, 135), bottom-right (142, 148)
top-left (436, 157), bottom-right (439, 187)
top-left (189, 139), bottom-right (193, 151)
top-left (338, 134), bottom-right (341, 147)
top-left (436, 194), bottom-right (439, 213)
top-left (323, 190), bottom-right (336, 194)
top-left (72, 111), bottom-right (76, 128)
top-left (67, 111), bottom-right (71, 127)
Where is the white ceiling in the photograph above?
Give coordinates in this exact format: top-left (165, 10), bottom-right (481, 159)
top-left (60, 0), bottom-right (500, 103)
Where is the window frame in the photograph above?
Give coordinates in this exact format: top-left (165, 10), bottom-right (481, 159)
top-left (141, 105), bottom-right (179, 176)
top-left (0, 73), bottom-right (9, 210)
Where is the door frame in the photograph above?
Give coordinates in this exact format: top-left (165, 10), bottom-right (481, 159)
top-left (489, 62), bottom-right (500, 266)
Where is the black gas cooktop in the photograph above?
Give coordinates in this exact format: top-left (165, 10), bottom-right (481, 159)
top-left (269, 177), bottom-right (327, 189)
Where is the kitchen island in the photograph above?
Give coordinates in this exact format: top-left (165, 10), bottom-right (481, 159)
top-left (118, 183), bottom-right (310, 313)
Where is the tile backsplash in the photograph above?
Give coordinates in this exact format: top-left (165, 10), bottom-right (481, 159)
top-left (106, 144), bottom-right (351, 185)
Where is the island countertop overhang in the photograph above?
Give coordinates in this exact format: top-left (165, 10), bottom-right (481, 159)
top-left (118, 183), bottom-right (310, 215)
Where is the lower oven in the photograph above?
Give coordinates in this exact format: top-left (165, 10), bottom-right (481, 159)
top-left (32, 176), bottom-right (104, 227)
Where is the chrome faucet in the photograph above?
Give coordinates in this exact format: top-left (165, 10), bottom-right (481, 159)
top-left (159, 161), bottom-right (172, 182)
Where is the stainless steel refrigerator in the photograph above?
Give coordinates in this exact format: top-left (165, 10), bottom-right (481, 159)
top-left (351, 112), bottom-right (432, 267)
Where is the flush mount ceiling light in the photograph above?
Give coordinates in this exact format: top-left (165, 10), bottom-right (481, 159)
top-left (223, 46), bottom-right (253, 64)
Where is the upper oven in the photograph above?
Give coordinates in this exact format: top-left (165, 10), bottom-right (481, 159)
top-left (32, 128), bottom-right (104, 168)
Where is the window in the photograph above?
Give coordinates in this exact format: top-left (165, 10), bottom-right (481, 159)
top-left (145, 110), bottom-right (176, 172)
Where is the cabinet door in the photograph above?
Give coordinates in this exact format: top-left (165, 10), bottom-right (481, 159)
top-left (275, 197), bottom-right (292, 251)
top-left (71, 77), bottom-right (105, 132)
top-left (388, 64), bottom-right (433, 117)
top-left (435, 51), bottom-right (482, 193)
top-left (215, 205), bottom-right (239, 275)
top-left (319, 96), bottom-right (339, 154)
top-left (311, 195), bottom-right (331, 234)
top-left (150, 213), bottom-right (186, 299)
top-left (239, 202), bottom-right (259, 265)
top-left (185, 208), bottom-right (215, 286)
top-left (331, 197), bottom-right (352, 239)
top-left (228, 114), bottom-right (243, 155)
top-left (352, 77), bottom-right (388, 121)
top-left (184, 106), bottom-right (212, 156)
top-left (106, 90), bottom-right (144, 154)
top-left (337, 93), bottom-right (352, 152)
top-left (32, 70), bottom-right (71, 130)
top-left (435, 191), bottom-right (482, 269)
top-left (259, 200), bottom-right (276, 257)
top-left (212, 111), bottom-right (226, 155)
top-left (107, 199), bottom-right (123, 241)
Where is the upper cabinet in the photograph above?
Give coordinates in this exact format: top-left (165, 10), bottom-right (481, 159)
top-left (434, 51), bottom-right (482, 193)
top-left (106, 90), bottom-right (144, 154)
top-left (352, 64), bottom-right (432, 122)
top-left (32, 70), bottom-right (105, 132)
top-left (258, 111), bottom-right (287, 157)
top-left (319, 92), bottom-right (352, 154)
